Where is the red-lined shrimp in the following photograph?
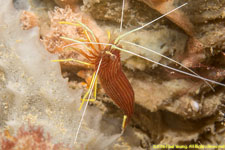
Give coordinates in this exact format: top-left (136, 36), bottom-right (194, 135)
top-left (60, 28), bottom-right (135, 128)
top-left (51, 3), bottom-right (225, 142)
top-left (53, 1), bottom-right (225, 132)
top-left (96, 47), bottom-right (134, 127)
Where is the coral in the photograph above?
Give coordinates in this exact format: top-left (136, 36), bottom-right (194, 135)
top-left (42, 6), bottom-right (108, 68)
top-left (20, 11), bottom-right (39, 30)
top-left (0, 125), bottom-right (70, 150)
top-left (42, 6), bottom-right (83, 53)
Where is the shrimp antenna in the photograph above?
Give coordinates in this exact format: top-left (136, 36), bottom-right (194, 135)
top-left (61, 37), bottom-right (113, 47)
top-left (120, 40), bottom-right (215, 91)
top-left (112, 45), bottom-right (225, 87)
top-left (60, 33), bottom-right (223, 88)
top-left (60, 38), bottom-right (224, 87)
top-left (120, 0), bottom-right (125, 32)
top-left (114, 2), bottom-right (188, 44)
top-left (60, 36), bottom-right (93, 51)
top-left (74, 58), bottom-right (102, 144)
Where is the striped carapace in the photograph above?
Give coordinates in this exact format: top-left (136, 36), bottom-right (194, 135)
top-left (77, 39), bottom-right (134, 127)
top-left (97, 48), bottom-right (134, 126)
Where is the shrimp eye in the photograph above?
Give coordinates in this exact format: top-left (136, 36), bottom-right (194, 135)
top-left (110, 54), bottom-right (116, 60)
top-left (105, 51), bottom-right (116, 60)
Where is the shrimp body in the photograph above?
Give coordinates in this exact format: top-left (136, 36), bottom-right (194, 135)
top-left (95, 48), bottom-right (134, 126)
top-left (74, 35), bottom-right (135, 127)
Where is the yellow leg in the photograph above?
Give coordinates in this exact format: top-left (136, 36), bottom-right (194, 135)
top-left (51, 58), bottom-right (92, 66)
top-left (93, 75), bottom-right (98, 99)
top-left (52, 58), bottom-right (98, 110)
top-left (122, 115), bottom-right (127, 130)
top-left (59, 21), bottom-right (80, 27)
top-left (83, 29), bottom-right (98, 54)
top-left (107, 30), bottom-right (111, 42)
top-left (80, 76), bottom-right (97, 103)
top-left (79, 72), bottom-right (98, 110)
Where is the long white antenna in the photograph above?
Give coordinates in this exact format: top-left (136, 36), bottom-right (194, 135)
top-left (74, 58), bottom-right (103, 144)
top-left (63, 41), bottom-right (113, 49)
top-left (115, 2), bottom-right (188, 44)
top-left (120, 0), bottom-right (125, 32)
top-left (61, 39), bottom-right (225, 87)
top-left (112, 45), bottom-right (225, 87)
top-left (120, 40), bottom-right (214, 91)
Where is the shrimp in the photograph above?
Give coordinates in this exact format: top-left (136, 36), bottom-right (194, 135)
top-left (51, 1), bottom-right (225, 144)
top-left (58, 21), bottom-right (135, 128)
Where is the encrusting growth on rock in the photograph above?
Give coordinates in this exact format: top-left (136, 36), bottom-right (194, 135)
top-left (20, 11), bottom-right (39, 30)
top-left (0, 125), bottom-right (71, 150)
top-left (41, 6), bottom-right (108, 67)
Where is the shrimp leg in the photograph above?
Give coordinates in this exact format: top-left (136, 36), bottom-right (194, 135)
top-left (79, 72), bottom-right (98, 110)
top-left (51, 58), bottom-right (97, 110)
top-left (51, 58), bottom-right (92, 66)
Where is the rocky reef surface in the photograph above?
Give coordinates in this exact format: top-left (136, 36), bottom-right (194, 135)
top-left (0, 0), bottom-right (224, 149)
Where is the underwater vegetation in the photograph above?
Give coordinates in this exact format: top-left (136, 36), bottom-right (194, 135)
top-left (0, 0), bottom-right (224, 149)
